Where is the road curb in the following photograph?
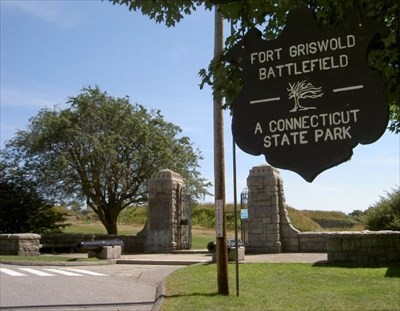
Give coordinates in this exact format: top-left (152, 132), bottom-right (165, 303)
top-left (151, 262), bottom-right (210, 311)
top-left (152, 278), bottom-right (166, 311)
top-left (116, 259), bottom-right (210, 266)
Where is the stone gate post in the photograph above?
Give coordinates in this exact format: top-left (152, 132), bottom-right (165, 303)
top-left (247, 164), bottom-right (282, 253)
top-left (144, 169), bottom-right (184, 252)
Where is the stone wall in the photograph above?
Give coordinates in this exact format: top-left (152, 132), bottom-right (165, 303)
top-left (246, 164), bottom-right (330, 253)
top-left (40, 233), bottom-right (145, 254)
top-left (246, 164), bottom-right (400, 266)
top-left (280, 204), bottom-right (331, 253)
top-left (327, 231), bottom-right (400, 265)
top-left (0, 234), bottom-right (41, 256)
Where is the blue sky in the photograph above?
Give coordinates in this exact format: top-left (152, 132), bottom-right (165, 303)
top-left (1, 0), bottom-right (399, 213)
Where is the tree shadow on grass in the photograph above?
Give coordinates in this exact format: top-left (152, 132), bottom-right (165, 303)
top-left (312, 261), bottom-right (400, 278)
top-left (164, 292), bottom-right (221, 299)
top-left (385, 266), bottom-right (400, 278)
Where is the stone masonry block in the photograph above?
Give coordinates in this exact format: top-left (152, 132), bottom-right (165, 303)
top-left (247, 177), bottom-right (265, 188)
top-left (0, 234), bottom-right (41, 256)
top-left (327, 237), bottom-right (342, 252)
top-left (88, 246), bottom-right (122, 259)
top-left (228, 247), bottom-right (245, 261)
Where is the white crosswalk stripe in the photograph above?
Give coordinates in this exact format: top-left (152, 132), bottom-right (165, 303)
top-left (19, 268), bottom-right (55, 276)
top-left (66, 268), bottom-right (107, 276)
top-left (0, 268), bottom-right (27, 277)
top-left (0, 267), bottom-right (108, 277)
top-left (44, 269), bottom-right (82, 276)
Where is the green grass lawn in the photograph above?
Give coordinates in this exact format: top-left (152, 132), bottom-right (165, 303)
top-left (63, 222), bottom-right (144, 235)
top-left (191, 226), bottom-right (219, 249)
top-left (63, 222), bottom-right (217, 250)
top-left (162, 263), bottom-right (400, 311)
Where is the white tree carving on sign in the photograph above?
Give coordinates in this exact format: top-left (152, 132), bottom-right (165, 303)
top-left (288, 81), bottom-right (324, 112)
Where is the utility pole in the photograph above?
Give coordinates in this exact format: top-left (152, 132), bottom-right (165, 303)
top-left (213, 6), bottom-right (229, 295)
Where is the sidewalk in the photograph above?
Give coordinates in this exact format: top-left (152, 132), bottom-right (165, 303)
top-left (117, 250), bottom-right (328, 265)
top-left (2, 251), bottom-right (328, 266)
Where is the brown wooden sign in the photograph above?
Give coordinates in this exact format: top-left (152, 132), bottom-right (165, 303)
top-left (225, 7), bottom-right (389, 182)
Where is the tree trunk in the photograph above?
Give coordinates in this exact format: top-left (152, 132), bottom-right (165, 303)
top-left (290, 97), bottom-right (300, 112)
top-left (104, 219), bottom-right (118, 235)
top-left (100, 208), bottom-right (119, 235)
top-left (88, 201), bottom-right (120, 235)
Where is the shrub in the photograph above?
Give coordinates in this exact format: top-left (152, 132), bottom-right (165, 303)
top-left (118, 206), bottom-right (148, 225)
top-left (191, 203), bottom-right (242, 230)
top-left (0, 172), bottom-right (68, 234)
top-left (364, 187), bottom-right (400, 231)
top-left (191, 204), bottom-right (215, 228)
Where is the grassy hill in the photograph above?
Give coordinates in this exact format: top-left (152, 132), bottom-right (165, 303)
top-left (64, 203), bottom-right (364, 237)
top-left (285, 207), bottom-right (364, 231)
top-left (300, 210), bottom-right (360, 230)
top-left (285, 206), bottom-right (323, 232)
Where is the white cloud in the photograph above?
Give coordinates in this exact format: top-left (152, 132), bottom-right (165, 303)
top-left (1, 89), bottom-right (57, 109)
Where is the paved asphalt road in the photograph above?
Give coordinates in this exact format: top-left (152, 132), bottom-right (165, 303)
top-left (0, 252), bottom-right (328, 310)
top-left (0, 263), bottom-right (183, 311)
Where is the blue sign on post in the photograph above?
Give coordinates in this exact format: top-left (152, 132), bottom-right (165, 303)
top-left (240, 209), bottom-right (248, 220)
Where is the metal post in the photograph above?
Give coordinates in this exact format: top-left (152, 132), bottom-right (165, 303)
top-left (233, 138), bottom-right (239, 296)
top-left (214, 5), bottom-right (229, 296)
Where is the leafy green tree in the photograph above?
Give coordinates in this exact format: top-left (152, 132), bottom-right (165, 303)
top-left (0, 164), bottom-right (68, 234)
top-left (110, 0), bottom-right (399, 132)
top-left (364, 187), bottom-right (400, 231)
top-left (2, 86), bottom-right (210, 234)
top-left (348, 209), bottom-right (367, 223)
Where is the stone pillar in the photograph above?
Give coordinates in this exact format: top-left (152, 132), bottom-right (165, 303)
top-left (144, 169), bottom-right (184, 253)
top-left (247, 164), bottom-right (282, 253)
